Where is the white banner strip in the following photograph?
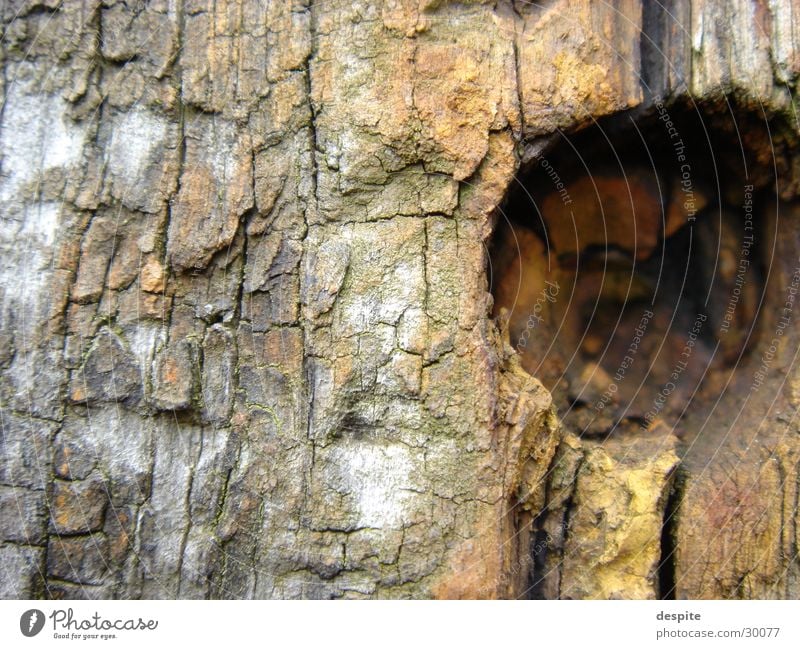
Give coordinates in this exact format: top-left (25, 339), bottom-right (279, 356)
top-left (2, 600), bottom-right (798, 648)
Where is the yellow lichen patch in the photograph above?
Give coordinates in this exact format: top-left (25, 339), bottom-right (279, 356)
top-left (560, 431), bottom-right (679, 599)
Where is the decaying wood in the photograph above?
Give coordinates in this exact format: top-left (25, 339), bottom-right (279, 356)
top-left (1, 0), bottom-right (799, 599)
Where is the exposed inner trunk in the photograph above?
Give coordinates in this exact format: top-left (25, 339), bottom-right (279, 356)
top-left (490, 99), bottom-right (800, 598)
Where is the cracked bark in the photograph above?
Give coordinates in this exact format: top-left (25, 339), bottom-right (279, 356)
top-left (1, 0), bottom-right (799, 599)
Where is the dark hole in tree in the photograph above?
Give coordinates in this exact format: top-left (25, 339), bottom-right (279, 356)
top-left (490, 99), bottom-right (800, 599)
top-left (490, 100), bottom-right (785, 440)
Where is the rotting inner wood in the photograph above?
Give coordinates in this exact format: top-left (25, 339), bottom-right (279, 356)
top-left (491, 102), bottom-right (775, 441)
top-left (490, 100), bottom-right (800, 598)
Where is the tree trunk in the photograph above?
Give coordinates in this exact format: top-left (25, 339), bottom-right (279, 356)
top-left (1, 0), bottom-right (799, 599)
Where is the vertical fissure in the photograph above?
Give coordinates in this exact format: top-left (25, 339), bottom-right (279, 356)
top-left (658, 467), bottom-right (683, 599)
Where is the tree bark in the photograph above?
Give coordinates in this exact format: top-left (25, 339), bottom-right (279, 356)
top-left (1, 0), bottom-right (799, 599)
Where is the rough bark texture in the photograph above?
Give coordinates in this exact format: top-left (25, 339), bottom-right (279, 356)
top-left (0, 0), bottom-right (799, 599)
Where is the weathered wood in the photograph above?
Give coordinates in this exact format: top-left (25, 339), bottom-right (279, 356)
top-left (0, 0), bottom-right (799, 599)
